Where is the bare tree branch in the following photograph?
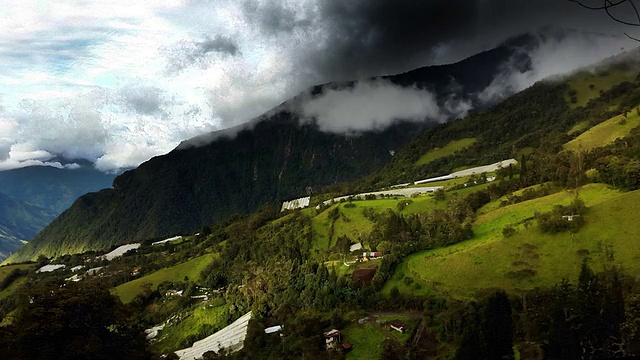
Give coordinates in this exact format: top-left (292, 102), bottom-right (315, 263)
top-left (625, 32), bottom-right (640, 41)
top-left (569, 0), bottom-right (629, 10)
top-left (604, 0), bottom-right (640, 26)
top-left (570, 0), bottom-right (640, 41)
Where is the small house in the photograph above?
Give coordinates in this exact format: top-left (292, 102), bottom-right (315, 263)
top-left (349, 243), bottom-right (363, 253)
top-left (324, 329), bottom-right (342, 350)
top-left (562, 215), bottom-right (580, 222)
top-left (264, 325), bottom-right (284, 335)
top-left (387, 320), bottom-right (408, 333)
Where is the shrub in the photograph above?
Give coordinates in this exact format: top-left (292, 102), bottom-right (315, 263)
top-left (397, 199), bottom-right (413, 211)
top-left (502, 225), bottom-right (517, 238)
top-left (506, 269), bottom-right (537, 279)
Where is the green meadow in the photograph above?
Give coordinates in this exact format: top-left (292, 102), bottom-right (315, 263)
top-left (415, 138), bottom-right (477, 166)
top-left (310, 195), bottom-right (448, 252)
top-left (150, 303), bottom-right (228, 354)
top-left (385, 184), bottom-right (639, 299)
top-left (0, 263), bottom-right (33, 283)
top-left (564, 109), bottom-right (640, 151)
top-left (113, 253), bottom-right (217, 303)
top-left (342, 323), bottom-right (386, 360)
top-left (564, 68), bottom-right (638, 108)
top-left (0, 263), bottom-right (34, 299)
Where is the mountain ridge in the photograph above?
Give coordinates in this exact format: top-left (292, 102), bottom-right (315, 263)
top-left (5, 34), bottom-right (550, 262)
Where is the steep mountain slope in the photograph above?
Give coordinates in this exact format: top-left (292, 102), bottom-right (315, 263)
top-left (5, 36), bottom-right (548, 262)
top-left (371, 53), bottom-right (640, 188)
top-left (0, 162), bottom-right (115, 215)
top-left (0, 192), bottom-right (55, 261)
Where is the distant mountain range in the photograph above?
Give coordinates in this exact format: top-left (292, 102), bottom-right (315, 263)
top-left (0, 162), bottom-right (115, 214)
top-left (0, 192), bottom-right (55, 261)
top-left (0, 163), bottom-right (115, 261)
top-left (6, 35), bottom-right (541, 262)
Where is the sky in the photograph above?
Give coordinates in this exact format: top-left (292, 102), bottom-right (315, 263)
top-left (0, 0), bottom-right (636, 172)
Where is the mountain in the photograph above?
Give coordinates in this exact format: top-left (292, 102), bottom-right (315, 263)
top-left (0, 162), bottom-right (115, 215)
top-left (3, 41), bottom-right (640, 360)
top-left (0, 192), bottom-right (55, 261)
top-left (6, 35), bottom-right (541, 262)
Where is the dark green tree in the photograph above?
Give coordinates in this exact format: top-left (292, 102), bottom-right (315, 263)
top-left (483, 291), bottom-right (514, 360)
top-left (0, 280), bottom-right (151, 360)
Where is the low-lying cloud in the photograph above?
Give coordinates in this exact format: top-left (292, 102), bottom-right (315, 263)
top-left (300, 80), bottom-right (444, 133)
top-left (479, 31), bottom-right (632, 103)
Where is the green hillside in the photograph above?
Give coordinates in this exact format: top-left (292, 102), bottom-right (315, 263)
top-left (564, 109), bottom-right (640, 151)
top-left (564, 65), bottom-right (638, 108)
top-left (6, 39), bottom-right (540, 263)
top-left (113, 253), bottom-right (217, 303)
top-left (4, 48), bottom-right (640, 360)
top-left (415, 137), bottom-right (477, 166)
top-left (385, 185), bottom-right (638, 299)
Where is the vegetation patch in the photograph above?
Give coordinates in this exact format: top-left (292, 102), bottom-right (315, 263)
top-left (341, 322), bottom-right (387, 360)
top-left (564, 68), bottom-right (638, 108)
top-left (415, 138), bottom-right (477, 166)
top-left (0, 263), bottom-right (33, 283)
top-left (392, 185), bottom-right (633, 298)
top-left (150, 303), bottom-right (228, 355)
top-left (567, 120), bottom-right (590, 135)
top-left (113, 253), bottom-right (217, 303)
top-left (564, 109), bottom-right (640, 151)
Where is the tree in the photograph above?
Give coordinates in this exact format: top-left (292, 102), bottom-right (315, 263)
top-left (570, 0), bottom-right (640, 41)
top-left (483, 291), bottom-right (515, 360)
top-left (1, 280), bottom-right (151, 360)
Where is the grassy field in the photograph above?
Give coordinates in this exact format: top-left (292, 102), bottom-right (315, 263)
top-left (113, 253), bottom-right (217, 303)
top-left (564, 110), bottom-right (640, 151)
top-left (415, 138), bottom-right (477, 166)
top-left (385, 184), bottom-right (637, 299)
top-left (0, 263), bottom-right (34, 299)
top-left (150, 303), bottom-right (228, 354)
top-left (341, 323), bottom-right (387, 360)
top-left (564, 68), bottom-right (638, 108)
top-left (0, 263), bottom-right (33, 282)
top-left (567, 120), bottom-right (590, 135)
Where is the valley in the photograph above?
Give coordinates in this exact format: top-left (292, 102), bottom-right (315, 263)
top-left (1, 46), bottom-right (640, 360)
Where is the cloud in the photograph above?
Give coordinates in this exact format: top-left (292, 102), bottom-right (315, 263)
top-left (299, 80), bottom-right (446, 133)
top-left (120, 86), bottom-right (168, 116)
top-left (0, 0), bottom-right (635, 173)
top-left (165, 35), bottom-right (241, 74)
top-left (478, 31), bottom-right (632, 103)
top-left (241, 0), bottom-right (315, 34)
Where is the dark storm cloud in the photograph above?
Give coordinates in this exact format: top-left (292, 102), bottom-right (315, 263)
top-left (271, 0), bottom-right (630, 82)
top-left (164, 34), bottom-right (240, 74)
top-left (311, 0), bottom-right (479, 80)
top-left (198, 35), bottom-right (240, 56)
top-left (242, 1), bottom-right (314, 34)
